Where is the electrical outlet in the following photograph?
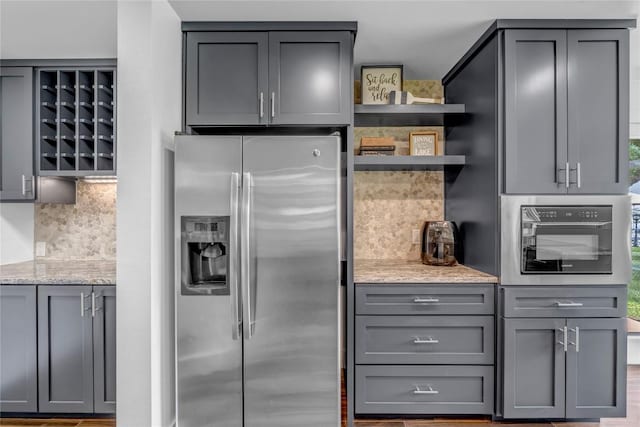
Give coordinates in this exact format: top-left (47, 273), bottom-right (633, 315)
top-left (412, 229), bottom-right (421, 245)
top-left (35, 242), bottom-right (46, 257)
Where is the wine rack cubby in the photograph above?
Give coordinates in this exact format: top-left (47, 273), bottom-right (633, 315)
top-left (36, 68), bottom-right (116, 176)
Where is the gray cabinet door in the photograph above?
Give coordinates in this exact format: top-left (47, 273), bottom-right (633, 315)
top-left (567, 30), bottom-right (629, 194)
top-left (0, 286), bottom-right (37, 412)
top-left (0, 67), bottom-right (34, 201)
top-left (566, 317), bottom-right (626, 418)
top-left (38, 285), bottom-right (94, 413)
top-left (502, 286), bottom-right (627, 318)
top-left (269, 31), bottom-right (352, 125)
top-left (355, 284), bottom-right (494, 315)
top-left (355, 365), bottom-right (494, 415)
top-left (355, 315), bottom-right (494, 365)
top-left (503, 318), bottom-right (566, 419)
top-left (504, 30), bottom-right (568, 194)
top-left (185, 32), bottom-right (268, 126)
top-left (93, 286), bottom-right (116, 414)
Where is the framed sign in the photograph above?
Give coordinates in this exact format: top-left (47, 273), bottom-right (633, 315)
top-left (409, 131), bottom-right (438, 156)
top-left (360, 65), bottom-right (403, 104)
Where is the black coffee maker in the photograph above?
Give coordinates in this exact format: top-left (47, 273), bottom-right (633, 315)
top-left (421, 221), bottom-right (460, 266)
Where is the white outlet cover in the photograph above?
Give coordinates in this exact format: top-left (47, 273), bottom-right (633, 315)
top-left (35, 241), bottom-right (46, 257)
top-left (412, 229), bottom-right (421, 244)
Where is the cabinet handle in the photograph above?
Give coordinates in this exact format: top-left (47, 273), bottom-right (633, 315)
top-left (270, 92), bottom-right (275, 118)
top-left (569, 326), bottom-right (580, 352)
top-left (81, 292), bottom-right (85, 317)
top-left (557, 326), bottom-right (568, 352)
top-left (413, 385), bottom-right (438, 395)
top-left (577, 162), bottom-right (581, 189)
top-left (413, 337), bottom-right (439, 344)
top-left (259, 92), bottom-right (264, 118)
top-left (413, 297), bottom-right (439, 304)
top-left (555, 301), bottom-right (583, 308)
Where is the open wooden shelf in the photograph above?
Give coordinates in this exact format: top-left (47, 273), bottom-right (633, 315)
top-left (354, 104), bottom-right (466, 127)
top-left (354, 155), bottom-right (466, 171)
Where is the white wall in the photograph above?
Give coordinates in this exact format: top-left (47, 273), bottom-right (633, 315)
top-left (0, 204), bottom-right (34, 264)
top-left (0, 0), bottom-right (116, 59)
top-left (117, 1), bottom-right (180, 426)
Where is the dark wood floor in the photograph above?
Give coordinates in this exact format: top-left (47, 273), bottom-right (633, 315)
top-left (2, 366), bottom-right (639, 426)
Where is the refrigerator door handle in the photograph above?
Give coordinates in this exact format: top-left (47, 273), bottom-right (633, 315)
top-left (242, 172), bottom-right (255, 339)
top-left (229, 172), bottom-right (242, 340)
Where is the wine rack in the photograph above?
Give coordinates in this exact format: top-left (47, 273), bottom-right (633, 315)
top-left (36, 68), bottom-right (116, 176)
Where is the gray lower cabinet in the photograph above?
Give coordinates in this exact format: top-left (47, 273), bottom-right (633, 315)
top-left (0, 67), bottom-right (35, 201)
top-left (503, 318), bottom-right (566, 419)
top-left (354, 283), bottom-right (496, 417)
top-left (356, 365), bottom-right (494, 415)
top-left (0, 286), bottom-right (38, 412)
top-left (503, 28), bottom-right (628, 194)
top-left (355, 315), bottom-right (494, 365)
top-left (36, 285), bottom-right (116, 414)
top-left (184, 28), bottom-right (353, 127)
top-left (38, 286), bottom-right (94, 413)
top-left (565, 317), bottom-right (626, 418)
top-left (93, 286), bottom-right (116, 414)
top-left (502, 317), bottom-right (626, 419)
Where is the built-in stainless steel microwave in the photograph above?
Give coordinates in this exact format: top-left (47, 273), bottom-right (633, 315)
top-left (500, 195), bottom-right (631, 285)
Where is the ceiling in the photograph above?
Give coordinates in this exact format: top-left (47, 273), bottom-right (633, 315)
top-left (0, 0), bottom-right (637, 81)
top-left (167, 0), bottom-right (640, 80)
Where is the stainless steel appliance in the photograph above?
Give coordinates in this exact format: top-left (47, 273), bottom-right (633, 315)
top-left (175, 135), bottom-right (340, 427)
top-left (421, 221), bottom-right (459, 266)
top-left (500, 195), bottom-right (631, 285)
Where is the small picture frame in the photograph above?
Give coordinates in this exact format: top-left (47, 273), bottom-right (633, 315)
top-left (409, 131), bottom-right (439, 156)
top-left (360, 65), bottom-right (403, 104)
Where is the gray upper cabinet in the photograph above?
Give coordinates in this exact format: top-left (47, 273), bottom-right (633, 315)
top-left (503, 28), bottom-right (629, 194)
top-left (93, 286), bottom-right (116, 414)
top-left (0, 286), bottom-right (38, 412)
top-left (567, 30), bottom-right (629, 194)
top-left (503, 318), bottom-right (566, 419)
top-left (565, 317), bottom-right (626, 418)
top-left (38, 285), bottom-right (94, 413)
top-left (185, 32), bottom-right (269, 126)
top-left (184, 28), bottom-right (353, 127)
top-left (0, 67), bottom-right (35, 201)
top-left (269, 31), bottom-right (351, 125)
top-left (504, 30), bottom-right (568, 194)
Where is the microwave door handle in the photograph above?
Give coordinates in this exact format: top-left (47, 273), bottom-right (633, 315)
top-left (242, 172), bottom-right (255, 340)
top-left (229, 172), bottom-right (242, 340)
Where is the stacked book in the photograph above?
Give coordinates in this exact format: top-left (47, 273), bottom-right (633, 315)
top-left (359, 136), bottom-right (396, 156)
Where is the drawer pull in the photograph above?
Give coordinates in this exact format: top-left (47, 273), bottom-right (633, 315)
top-left (414, 297), bottom-right (440, 304)
top-left (555, 301), bottom-right (583, 308)
top-left (413, 337), bottom-right (439, 344)
top-left (413, 385), bottom-right (439, 395)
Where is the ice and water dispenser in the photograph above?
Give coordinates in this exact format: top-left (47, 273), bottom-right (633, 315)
top-left (181, 216), bottom-right (230, 295)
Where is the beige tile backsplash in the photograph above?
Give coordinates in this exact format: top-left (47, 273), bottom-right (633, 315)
top-left (353, 79), bottom-right (445, 260)
top-left (354, 171), bottom-right (444, 260)
top-left (35, 181), bottom-right (116, 260)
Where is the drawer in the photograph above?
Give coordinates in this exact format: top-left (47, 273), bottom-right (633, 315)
top-left (502, 286), bottom-right (626, 318)
top-left (355, 315), bottom-right (494, 365)
top-left (355, 365), bottom-right (494, 415)
top-left (355, 285), bottom-right (494, 315)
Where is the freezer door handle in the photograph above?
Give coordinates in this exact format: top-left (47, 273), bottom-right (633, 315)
top-left (229, 172), bottom-right (242, 340)
top-left (242, 172), bottom-right (255, 339)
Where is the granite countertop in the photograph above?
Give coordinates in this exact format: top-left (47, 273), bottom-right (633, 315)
top-left (354, 259), bottom-right (498, 284)
top-left (0, 259), bottom-right (116, 285)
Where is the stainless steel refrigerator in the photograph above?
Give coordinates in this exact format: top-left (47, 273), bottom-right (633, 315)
top-left (175, 135), bottom-right (340, 427)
